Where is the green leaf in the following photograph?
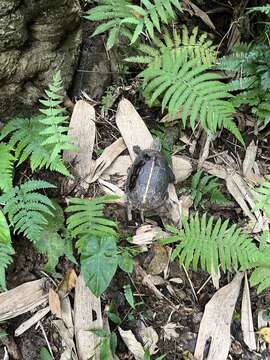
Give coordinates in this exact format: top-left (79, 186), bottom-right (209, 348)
top-left (123, 284), bottom-right (135, 309)
top-left (81, 237), bottom-right (119, 297)
top-left (40, 347), bottom-right (53, 360)
top-left (0, 209), bottom-right (14, 290)
top-left (118, 251), bottom-right (133, 273)
top-left (106, 311), bottom-right (122, 325)
top-left (100, 337), bottom-right (113, 360)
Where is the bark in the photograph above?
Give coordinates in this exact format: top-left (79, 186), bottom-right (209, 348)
top-left (0, 0), bottom-right (82, 117)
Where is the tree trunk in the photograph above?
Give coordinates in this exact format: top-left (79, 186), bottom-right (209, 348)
top-left (0, 0), bottom-right (82, 117)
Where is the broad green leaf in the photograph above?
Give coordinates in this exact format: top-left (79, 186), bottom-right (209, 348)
top-left (81, 237), bottom-right (118, 297)
top-left (118, 251), bottom-right (133, 273)
top-left (40, 347), bottom-right (53, 360)
top-left (0, 209), bottom-right (11, 245)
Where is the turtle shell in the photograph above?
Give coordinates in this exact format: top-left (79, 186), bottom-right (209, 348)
top-left (126, 148), bottom-right (175, 211)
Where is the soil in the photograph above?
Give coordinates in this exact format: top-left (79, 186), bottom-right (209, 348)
top-left (2, 0), bottom-right (270, 359)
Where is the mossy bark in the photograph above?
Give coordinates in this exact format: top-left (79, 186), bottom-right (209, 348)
top-left (0, 0), bottom-right (82, 118)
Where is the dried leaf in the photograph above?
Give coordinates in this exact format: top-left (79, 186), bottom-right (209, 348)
top-left (172, 156), bottom-right (192, 184)
top-left (194, 273), bottom-right (244, 360)
top-left (48, 289), bottom-right (61, 318)
top-left (116, 98), bottom-right (153, 161)
top-left (63, 100), bottom-right (96, 180)
top-left (182, 0), bottom-right (215, 30)
top-left (0, 279), bottom-right (48, 322)
top-left (118, 327), bottom-right (145, 360)
top-left (98, 179), bottom-right (126, 204)
top-left (138, 326), bottom-right (158, 354)
top-left (15, 307), bottom-right (50, 337)
top-left (241, 273), bottom-right (256, 350)
top-left (162, 323), bottom-right (179, 341)
top-left (90, 138), bottom-right (127, 183)
top-left (58, 269), bottom-right (77, 297)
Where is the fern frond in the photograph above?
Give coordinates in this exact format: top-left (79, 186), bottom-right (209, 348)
top-left (191, 170), bottom-right (229, 208)
top-left (0, 180), bottom-right (56, 244)
top-left (66, 195), bottom-right (119, 252)
top-left (85, 0), bottom-right (181, 48)
top-left (254, 175), bottom-right (270, 219)
top-left (0, 209), bottom-right (14, 290)
top-left (0, 117), bottom-right (69, 176)
top-left (161, 214), bottom-right (258, 273)
top-left (38, 71), bottom-right (74, 162)
top-left (140, 49), bottom-right (242, 142)
top-left (248, 5), bottom-right (270, 16)
top-left (0, 143), bottom-right (15, 193)
top-left (126, 26), bottom-right (217, 66)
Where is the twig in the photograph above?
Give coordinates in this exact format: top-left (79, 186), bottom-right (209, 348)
top-left (182, 265), bottom-right (198, 303)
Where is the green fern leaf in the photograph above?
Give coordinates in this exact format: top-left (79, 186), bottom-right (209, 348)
top-left (0, 143), bottom-right (15, 193)
top-left (0, 209), bottom-right (14, 290)
top-left (0, 117), bottom-right (70, 176)
top-left (254, 175), bottom-right (270, 219)
top-left (0, 180), bottom-right (56, 244)
top-left (161, 214), bottom-right (258, 273)
top-left (66, 195), bottom-right (119, 252)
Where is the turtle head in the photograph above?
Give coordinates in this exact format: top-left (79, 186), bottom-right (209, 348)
top-left (151, 138), bottom-right (161, 151)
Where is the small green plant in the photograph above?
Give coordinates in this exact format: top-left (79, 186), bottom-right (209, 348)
top-left (91, 329), bottom-right (118, 360)
top-left (0, 209), bottom-right (14, 290)
top-left (161, 213), bottom-right (258, 273)
top-left (66, 195), bottom-right (121, 296)
top-left (0, 143), bottom-right (15, 193)
top-left (190, 170), bottom-right (229, 208)
top-left (219, 43), bottom-right (270, 125)
top-left (85, 0), bottom-right (182, 49)
top-left (0, 180), bottom-right (55, 244)
top-left (254, 174), bottom-right (270, 219)
top-left (0, 72), bottom-right (73, 176)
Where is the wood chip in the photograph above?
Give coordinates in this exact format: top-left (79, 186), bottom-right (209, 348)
top-left (14, 306), bottom-right (50, 337)
top-left (90, 138), bottom-right (127, 183)
top-left (74, 275), bottom-right (103, 360)
top-left (132, 225), bottom-right (168, 246)
top-left (172, 156), bottom-right (192, 183)
top-left (194, 273), bottom-right (244, 360)
top-left (241, 273), bottom-right (256, 350)
top-left (116, 98), bottom-right (152, 161)
top-left (63, 100), bottom-right (96, 181)
top-left (0, 279), bottom-right (48, 322)
top-left (54, 319), bottom-right (78, 360)
top-left (118, 327), bottom-right (145, 360)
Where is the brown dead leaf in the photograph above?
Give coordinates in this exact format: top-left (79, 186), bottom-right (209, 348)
top-left (172, 156), bottom-right (192, 184)
top-left (49, 288), bottom-right (62, 318)
top-left (182, 0), bottom-right (215, 30)
top-left (98, 179), bottom-right (126, 204)
top-left (90, 138), bottom-right (127, 183)
top-left (118, 327), bottom-right (145, 360)
top-left (241, 273), bottom-right (256, 350)
top-left (63, 100), bottom-right (96, 182)
top-left (138, 326), bottom-right (159, 355)
top-left (0, 279), bottom-right (48, 322)
top-left (58, 269), bottom-right (77, 297)
top-left (194, 273), bottom-right (244, 360)
top-left (162, 322), bottom-right (179, 341)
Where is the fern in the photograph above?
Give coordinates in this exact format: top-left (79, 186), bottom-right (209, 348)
top-left (0, 117), bottom-right (69, 176)
top-left (66, 195), bottom-right (119, 252)
top-left (254, 175), bottom-right (270, 219)
top-left (85, 0), bottom-right (182, 49)
top-left (126, 26), bottom-right (217, 66)
top-left (0, 209), bottom-right (14, 290)
top-left (219, 43), bottom-right (270, 125)
top-left (0, 143), bottom-right (15, 193)
top-left (248, 5), bottom-right (270, 16)
top-left (140, 48), bottom-right (242, 143)
top-left (0, 72), bottom-right (73, 176)
top-left (38, 71), bottom-right (74, 162)
top-left (161, 214), bottom-right (258, 273)
top-left (190, 171), bottom-right (229, 208)
top-left (0, 180), bottom-right (55, 244)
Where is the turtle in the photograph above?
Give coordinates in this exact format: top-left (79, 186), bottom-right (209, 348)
top-left (126, 138), bottom-right (175, 221)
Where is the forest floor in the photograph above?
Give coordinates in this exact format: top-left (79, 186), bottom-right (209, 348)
top-left (1, 0), bottom-right (270, 359)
